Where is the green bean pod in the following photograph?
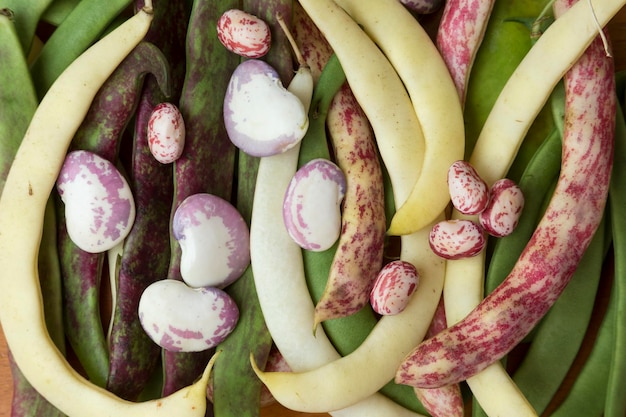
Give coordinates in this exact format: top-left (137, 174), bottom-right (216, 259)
top-left (40, 0), bottom-right (82, 27)
top-left (0, 8), bottom-right (37, 190)
top-left (549, 273), bottom-right (616, 417)
top-left (29, 0), bottom-right (132, 98)
top-left (0, 0), bottom-right (53, 53)
top-left (605, 74), bottom-right (626, 417)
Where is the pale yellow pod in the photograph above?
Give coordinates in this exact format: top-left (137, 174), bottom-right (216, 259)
top-left (334, 0), bottom-right (465, 236)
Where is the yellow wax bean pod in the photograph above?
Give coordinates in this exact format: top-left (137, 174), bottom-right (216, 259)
top-left (335, 0), bottom-right (465, 236)
top-left (298, 0), bottom-right (426, 201)
top-left (0, 3), bottom-right (214, 417)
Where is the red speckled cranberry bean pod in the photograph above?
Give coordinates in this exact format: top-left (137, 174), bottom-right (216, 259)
top-left (396, 21), bottom-right (615, 389)
top-left (313, 82), bottom-right (387, 326)
top-left (436, 0), bottom-right (495, 103)
top-left (413, 297), bottom-right (464, 417)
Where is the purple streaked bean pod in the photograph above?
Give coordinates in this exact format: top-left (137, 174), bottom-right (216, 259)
top-left (172, 193), bottom-right (250, 288)
top-left (223, 59), bottom-right (309, 157)
top-left (479, 178), bottom-right (524, 237)
top-left (447, 160), bottom-right (489, 215)
top-left (283, 158), bottom-right (347, 252)
top-left (138, 279), bottom-right (239, 352)
top-left (217, 9), bottom-right (271, 59)
top-left (147, 102), bottom-right (186, 164)
top-left (56, 150), bottom-right (135, 254)
top-left (429, 219), bottom-right (485, 260)
top-left (399, 0), bottom-right (445, 14)
top-left (370, 260), bottom-right (419, 316)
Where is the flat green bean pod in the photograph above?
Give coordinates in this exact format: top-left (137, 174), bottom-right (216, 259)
top-left (605, 75), bottom-right (626, 417)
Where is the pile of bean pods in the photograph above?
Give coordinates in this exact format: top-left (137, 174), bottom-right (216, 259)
top-left (0, 0), bottom-right (625, 417)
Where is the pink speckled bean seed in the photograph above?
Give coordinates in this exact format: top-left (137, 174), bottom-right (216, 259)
top-left (479, 178), bottom-right (524, 237)
top-left (447, 160), bottom-right (489, 215)
top-left (370, 260), bottom-right (419, 316)
top-left (217, 9), bottom-right (271, 59)
top-left (429, 219), bottom-right (485, 260)
top-left (138, 279), bottom-right (239, 352)
top-left (147, 102), bottom-right (185, 164)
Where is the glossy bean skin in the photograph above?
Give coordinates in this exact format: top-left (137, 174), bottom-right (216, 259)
top-left (139, 280), bottom-right (239, 352)
top-left (56, 150), bottom-right (135, 254)
top-left (147, 102), bottom-right (186, 164)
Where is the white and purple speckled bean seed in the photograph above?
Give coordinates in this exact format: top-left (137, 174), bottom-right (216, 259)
top-left (429, 219), bottom-right (485, 260)
top-left (447, 160), bottom-right (489, 215)
top-left (479, 178), bottom-right (524, 238)
top-left (173, 193), bottom-right (250, 288)
top-left (370, 260), bottom-right (419, 316)
top-left (283, 158), bottom-right (346, 251)
top-left (223, 59), bottom-right (308, 157)
top-left (138, 279), bottom-right (239, 352)
top-left (56, 150), bottom-right (135, 254)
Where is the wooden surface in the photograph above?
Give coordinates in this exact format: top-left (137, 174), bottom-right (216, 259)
top-left (1, 6), bottom-right (626, 417)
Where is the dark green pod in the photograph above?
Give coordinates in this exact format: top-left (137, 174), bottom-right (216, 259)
top-left (29, 0), bottom-right (133, 98)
